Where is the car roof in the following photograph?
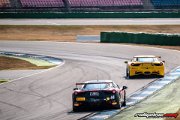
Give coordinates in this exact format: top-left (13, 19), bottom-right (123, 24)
top-left (133, 55), bottom-right (158, 58)
top-left (85, 80), bottom-right (113, 83)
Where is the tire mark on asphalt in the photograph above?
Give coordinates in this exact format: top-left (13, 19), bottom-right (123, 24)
top-left (0, 100), bottom-right (28, 112)
top-left (25, 63), bottom-right (94, 119)
top-left (25, 62), bottom-right (90, 111)
top-left (27, 63), bottom-right (77, 109)
top-left (25, 62), bottom-right (111, 119)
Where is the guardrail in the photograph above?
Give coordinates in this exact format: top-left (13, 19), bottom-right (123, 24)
top-left (0, 12), bottom-right (180, 18)
top-left (101, 32), bottom-right (180, 46)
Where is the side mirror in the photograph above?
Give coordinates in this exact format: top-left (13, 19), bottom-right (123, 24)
top-left (73, 88), bottom-right (78, 90)
top-left (124, 61), bottom-right (128, 64)
top-left (122, 86), bottom-right (128, 90)
top-left (162, 60), bottom-right (165, 63)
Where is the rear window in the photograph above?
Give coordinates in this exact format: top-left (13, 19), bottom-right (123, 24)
top-left (83, 83), bottom-right (110, 90)
top-left (136, 57), bottom-right (158, 62)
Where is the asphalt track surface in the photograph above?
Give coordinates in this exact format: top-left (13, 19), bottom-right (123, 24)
top-left (0, 18), bottom-right (180, 25)
top-left (0, 41), bottom-right (180, 120)
top-left (0, 70), bottom-right (43, 80)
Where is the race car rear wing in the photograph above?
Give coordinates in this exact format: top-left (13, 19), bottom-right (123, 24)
top-left (76, 83), bottom-right (85, 85)
top-left (74, 82), bottom-right (113, 90)
top-left (76, 82), bottom-right (113, 86)
top-left (133, 55), bottom-right (161, 58)
top-left (156, 56), bottom-right (161, 58)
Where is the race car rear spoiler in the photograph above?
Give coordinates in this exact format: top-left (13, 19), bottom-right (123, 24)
top-left (76, 83), bottom-right (85, 85)
top-left (133, 55), bottom-right (161, 58)
top-left (74, 82), bottom-right (113, 90)
top-left (76, 82), bottom-right (112, 86)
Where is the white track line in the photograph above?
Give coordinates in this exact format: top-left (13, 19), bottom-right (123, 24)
top-left (130, 96), bottom-right (146, 100)
top-left (164, 76), bottom-right (179, 80)
top-left (148, 85), bottom-right (163, 89)
top-left (126, 102), bottom-right (136, 106)
top-left (157, 81), bottom-right (171, 84)
top-left (141, 91), bottom-right (155, 94)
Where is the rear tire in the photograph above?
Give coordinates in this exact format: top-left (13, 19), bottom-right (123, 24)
top-left (127, 70), bottom-right (132, 79)
top-left (159, 75), bottom-right (164, 78)
top-left (126, 68), bottom-right (131, 79)
top-left (122, 91), bottom-right (126, 106)
top-left (73, 106), bottom-right (80, 112)
top-left (126, 68), bottom-right (129, 78)
top-left (114, 101), bottom-right (121, 109)
top-left (114, 95), bottom-right (122, 109)
top-left (122, 101), bottom-right (126, 107)
top-left (72, 100), bottom-right (80, 112)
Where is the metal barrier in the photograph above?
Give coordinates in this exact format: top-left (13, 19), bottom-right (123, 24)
top-left (0, 12), bottom-right (180, 18)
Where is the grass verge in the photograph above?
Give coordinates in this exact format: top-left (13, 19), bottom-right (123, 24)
top-left (0, 79), bottom-right (8, 84)
top-left (0, 25), bottom-right (179, 51)
top-left (9, 56), bottom-right (56, 66)
top-left (0, 56), bottom-right (55, 70)
top-left (109, 78), bottom-right (180, 120)
top-left (0, 25), bottom-right (180, 41)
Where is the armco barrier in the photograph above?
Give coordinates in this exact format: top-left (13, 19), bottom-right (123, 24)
top-left (0, 12), bottom-right (180, 18)
top-left (100, 32), bottom-right (180, 46)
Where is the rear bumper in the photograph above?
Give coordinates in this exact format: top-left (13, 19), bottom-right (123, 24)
top-left (73, 99), bottom-right (118, 108)
top-left (129, 67), bottom-right (164, 76)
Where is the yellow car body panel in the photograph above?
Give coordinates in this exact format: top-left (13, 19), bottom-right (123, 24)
top-left (125, 55), bottom-right (165, 77)
top-left (129, 62), bottom-right (164, 76)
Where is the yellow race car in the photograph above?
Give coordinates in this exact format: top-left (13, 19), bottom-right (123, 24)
top-left (124, 55), bottom-right (165, 78)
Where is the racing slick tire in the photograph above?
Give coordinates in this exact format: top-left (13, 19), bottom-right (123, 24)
top-left (113, 96), bottom-right (122, 109)
top-left (126, 68), bottom-right (130, 78)
top-left (126, 69), bottom-right (132, 79)
top-left (114, 101), bottom-right (121, 109)
top-left (159, 75), bottom-right (164, 78)
top-left (126, 68), bottom-right (129, 78)
top-left (122, 90), bottom-right (126, 106)
top-left (73, 106), bottom-right (80, 112)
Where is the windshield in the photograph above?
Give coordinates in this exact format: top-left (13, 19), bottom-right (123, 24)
top-left (136, 57), bottom-right (158, 62)
top-left (83, 83), bottom-right (110, 90)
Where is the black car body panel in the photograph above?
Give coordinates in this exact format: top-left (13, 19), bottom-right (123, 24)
top-left (72, 80), bottom-right (127, 111)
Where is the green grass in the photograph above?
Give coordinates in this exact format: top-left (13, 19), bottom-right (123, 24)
top-left (17, 57), bottom-right (55, 66)
top-left (109, 78), bottom-right (180, 120)
top-left (2, 55), bottom-right (55, 67)
top-left (0, 79), bottom-right (8, 84)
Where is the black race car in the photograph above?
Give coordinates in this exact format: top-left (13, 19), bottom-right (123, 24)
top-left (72, 80), bottom-right (127, 112)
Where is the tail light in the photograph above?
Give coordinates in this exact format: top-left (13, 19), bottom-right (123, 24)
top-left (112, 90), bottom-right (116, 94)
top-left (131, 63), bottom-right (134, 66)
top-left (131, 63), bottom-right (140, 66)
top-left (153, 62), bottom-right (163, 66)
top-left (154, 62), bottom-right (163, 66)
top-left (74, 91), bottom-right (78, 95)
top-left (160, 62), bottom-right (163, 66)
